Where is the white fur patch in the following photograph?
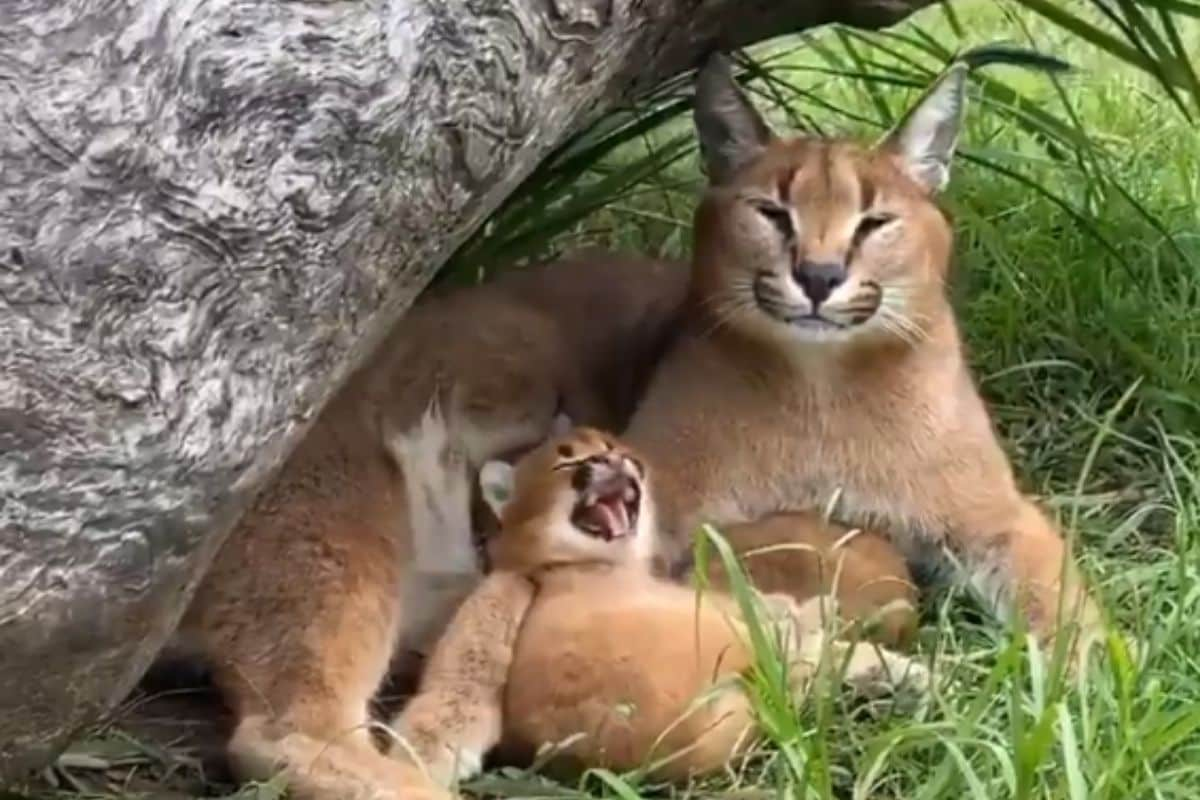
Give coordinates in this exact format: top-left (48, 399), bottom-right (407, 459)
top-left (478, 460), bottom-right (515, 519)
top-left (388, 399), bottom-right (478, 577)
top-left (887, 65), bottom-right (967, 192)
top-left (387, 729), bottom-right (485, 785)
top-left (447, 747), bottom-right (484, 782)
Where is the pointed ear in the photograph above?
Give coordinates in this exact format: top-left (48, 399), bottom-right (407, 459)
top-left (479, 461), bottom-right (515, 519)
top-left (549, 412), bottom-right (573, 437)
top-left (693, 53), bottom-right (774, 184)
top-left (878, 63), bottom-right (968, 193)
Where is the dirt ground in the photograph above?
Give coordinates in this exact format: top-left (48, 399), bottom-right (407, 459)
top-left (10, 660), bottom-right (423, 800)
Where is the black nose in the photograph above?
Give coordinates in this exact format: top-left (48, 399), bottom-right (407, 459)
top-left (571, 453), bottom-right (621, 491)
top-left (571, 463), bottom-right (592, 491)
top-left (792, 261), bottom-right (846, 307)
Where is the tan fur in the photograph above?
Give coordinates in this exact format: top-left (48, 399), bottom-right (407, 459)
top-left (388, 571), bottom-right (535, 786)
top-left (176, 255), bottom-right (688, 799)
top-left (430, 428), bottom-right (931, 783)
top-left (627, 57), bottom-right (1103, 661)
top-left (701, 513), bottom-right (919, 649)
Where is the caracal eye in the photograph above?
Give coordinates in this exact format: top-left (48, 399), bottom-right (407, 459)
top-left (852, 212), bottom-right (898, 249)
top-left (749, 200), bottom-right (794, 240)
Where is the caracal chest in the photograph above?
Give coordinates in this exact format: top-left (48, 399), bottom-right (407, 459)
top-left (704, 377), bottom-right (948, 533)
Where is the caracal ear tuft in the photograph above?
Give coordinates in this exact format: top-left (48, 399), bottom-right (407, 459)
top-left (479, 461), bottom-right (516, 519)
top-left (878, 62), bottom-right (968, 194)
top-left (693, 53), bottom-right (774, 185)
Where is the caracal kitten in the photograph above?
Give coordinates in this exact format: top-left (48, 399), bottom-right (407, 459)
top-left (393, 427), bottom-right (929, 785)
top-left (177, 254), bottom-right (687, 800)
top-left (622, 55), bottom-right (1107, 663)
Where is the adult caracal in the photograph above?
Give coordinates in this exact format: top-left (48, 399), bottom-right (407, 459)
top-left (176, 254), bottom-right (687, 800)
top-left (623, 54), bottom-right (1104, 661)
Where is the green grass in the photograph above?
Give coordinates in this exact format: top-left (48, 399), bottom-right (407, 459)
top-left (458, 2), bottom-right (1200, 798)
top-left (16, 2), bottom-right (1200, 799)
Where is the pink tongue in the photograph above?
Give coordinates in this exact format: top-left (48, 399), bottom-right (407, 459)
top-left (594, 496), bottom-right (629, 537)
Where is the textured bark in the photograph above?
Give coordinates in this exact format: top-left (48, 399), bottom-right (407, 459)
top-left (0, 0), bottom-right (928, 779)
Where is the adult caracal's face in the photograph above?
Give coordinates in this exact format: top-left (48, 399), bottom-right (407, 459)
top-left (690, 55), bottom-right (967, 350)
top-left (479, 427), bottom-right (655, 572)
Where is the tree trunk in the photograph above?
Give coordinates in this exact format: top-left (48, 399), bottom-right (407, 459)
top-left (0, 0), bottom-right (928, 779)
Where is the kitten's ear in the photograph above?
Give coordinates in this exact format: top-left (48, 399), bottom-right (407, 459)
top-left (479, 461), bottom-right (516, 519)
top-left (549, 411), bottom-right (573, 437)
top-left (878, 63), bottom-right (968, 193)
top-left (693, 53), bottom-right (774, 184)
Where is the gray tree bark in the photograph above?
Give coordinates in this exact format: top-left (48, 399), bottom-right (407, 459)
top-left (0, 0), bottom-right (928, 780)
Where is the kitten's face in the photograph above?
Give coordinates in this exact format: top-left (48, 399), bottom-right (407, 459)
top-left (480, 427), bottom-right (655, 573)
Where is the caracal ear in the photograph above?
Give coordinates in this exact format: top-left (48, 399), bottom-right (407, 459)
top-left (549, 411), bottom-right (573, 438)
top-left (878, 62), bottom-right (968, 194)
top-left (693, 53), bottom-right (775, 185)
top-left (479, 461), bottom-right (516, 519)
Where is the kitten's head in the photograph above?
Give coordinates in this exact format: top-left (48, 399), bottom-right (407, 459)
top-left (479, 427), bottom-right (655, 573)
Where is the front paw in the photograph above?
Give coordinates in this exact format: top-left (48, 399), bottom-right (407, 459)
top-left (445, 746), bottom-right (485, 783)
top-left (390, 737), bottom-right (484, 788)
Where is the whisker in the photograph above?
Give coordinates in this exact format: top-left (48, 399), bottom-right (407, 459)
top-left (873, 283), bottom-right (932, 342)
top-left (697, 290), bottom-right (756, 340)
top-left (886, 307), bottom-right (923, 336)
top-left (878, 305), bottom-right (927, 346)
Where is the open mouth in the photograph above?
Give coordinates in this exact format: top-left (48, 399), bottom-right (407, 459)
top-left (569, 461), bottom-right (641, 541)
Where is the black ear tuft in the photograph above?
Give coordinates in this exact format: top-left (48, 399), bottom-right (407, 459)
top-left (693, 53), bottom-right (774, 185)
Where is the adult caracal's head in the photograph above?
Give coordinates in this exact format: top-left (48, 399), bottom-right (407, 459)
top-left (690, 54), bottom-right (967, 351)
top-left (479, 427), bottom-right (656, 573)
